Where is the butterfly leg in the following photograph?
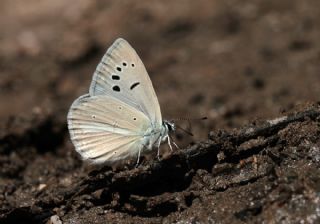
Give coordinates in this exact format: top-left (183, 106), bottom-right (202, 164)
top-left (172, 139), bottom-right (180, 150)
top-left (135, 146), bottom-right (143, 167)
top-left (168, 135), bottom-right (180, 150)
top-left (167, 135), bottom-right (173, 151)
top-left (157, 136), bottom-right (162, 161)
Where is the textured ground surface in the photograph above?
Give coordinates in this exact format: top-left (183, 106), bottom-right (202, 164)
top-left (1, 1), bottom-right (320, 223)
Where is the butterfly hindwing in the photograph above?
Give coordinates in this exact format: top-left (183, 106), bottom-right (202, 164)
top-left (89, 38), bottom-right (162, 129)
top-left (67, 94), bottom-right (150, 164)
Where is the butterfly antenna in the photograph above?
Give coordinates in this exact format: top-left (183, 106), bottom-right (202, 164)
top-left (175, 124), bottom-right (194, 136)
top-left (171, 116), bottom-right (207, 137)
top-left (172, 117), bottom-right (208, 122)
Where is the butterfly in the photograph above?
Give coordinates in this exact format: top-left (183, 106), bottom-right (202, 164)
top-left (67, 38), bottom-right (178, 165)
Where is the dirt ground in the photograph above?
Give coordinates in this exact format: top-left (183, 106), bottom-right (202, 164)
top-left (1, 1), bottom-right (320, 223)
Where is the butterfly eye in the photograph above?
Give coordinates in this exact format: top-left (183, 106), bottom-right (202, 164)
top-left (116, 67), bottom-right (122, 72)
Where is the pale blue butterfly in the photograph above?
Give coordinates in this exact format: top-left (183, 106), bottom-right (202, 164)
top-left (67, 38), bottom-right (177, 164)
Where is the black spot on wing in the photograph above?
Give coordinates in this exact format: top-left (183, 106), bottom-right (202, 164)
top-left (130, 82), bottom-right (140, 90)
top-left (113, 86), bottom-right (120, 92)
top-left (112, 75), bottom-right (120, 80)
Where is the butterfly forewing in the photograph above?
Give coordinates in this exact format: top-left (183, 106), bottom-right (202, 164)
top-left (68, 94), bottom-right (149, 163)
top-left (89, 38), bottom-right (162, 129)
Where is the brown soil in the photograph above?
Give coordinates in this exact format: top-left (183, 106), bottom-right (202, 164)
top-left (1, 1), bottom-right (320, 223)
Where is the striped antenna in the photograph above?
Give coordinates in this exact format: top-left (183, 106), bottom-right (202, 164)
top-left (171, 116), bottom-right (207, 137)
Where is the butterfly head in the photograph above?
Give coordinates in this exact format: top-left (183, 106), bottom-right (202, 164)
top-left (163, 120), bottom-right (175, 132)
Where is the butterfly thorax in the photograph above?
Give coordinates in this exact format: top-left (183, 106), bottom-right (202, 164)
top-left (142, 120), bottom-right (175, 151)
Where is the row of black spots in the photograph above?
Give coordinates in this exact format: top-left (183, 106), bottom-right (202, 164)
top-left (115, 61), bottom-right (136, 74)
top-left (111, 62), bottom-right (137, 92)
top-left (116, 61), bottom-right (135, 72)
top-left (112, 62), bottom-right (122, 92)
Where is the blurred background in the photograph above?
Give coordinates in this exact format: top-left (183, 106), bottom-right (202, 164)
top-left (1, 0), bottom-right (320, 144)
top-left (1, 1), bottom-right (320, 223)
